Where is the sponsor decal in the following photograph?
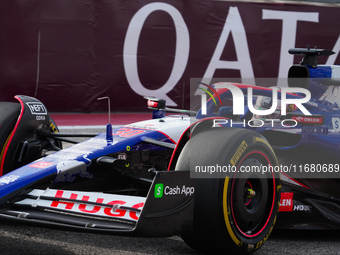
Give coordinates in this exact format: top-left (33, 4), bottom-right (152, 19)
top-left (332, 117), bottom-right (340, 130)
top-left (29, 189), bottom-right (146, 221)
top-left (292, 116), bottom-right (324, 125)
top-left (154, 183), bottom-right (194, 198)
top-left (279, 192), bottom-right (293, 212)
top-left (230, 141), bottom-right (248, 166)
top-left (118, 153), bottom-right (127, 160)
top-left (0, 174), bottom-right (20, 185)
top-left (293, 204), bottom-right (311, 211)
top-left (29, 161), bottom-right (54, 169)
top-left (26, 102), bottom-right (48, 120)
top-left (154, 183), bottom-right (164, 198)
top-left (26, 102), bottom-right (47, 115)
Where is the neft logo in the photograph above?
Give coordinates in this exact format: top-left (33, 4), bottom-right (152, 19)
top-left (154, 183), bottom-right (164, 198)
top-left (279, 192), bottom-right (293, 212)
top-left (26, 102), bottom-right (47, 115)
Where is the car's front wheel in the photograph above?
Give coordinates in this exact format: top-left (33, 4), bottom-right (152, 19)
top-left (175, 128), bottom-right (280, 254)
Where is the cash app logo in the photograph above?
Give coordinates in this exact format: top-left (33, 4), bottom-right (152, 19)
top-left (154, 183), bottom-right (164, 198)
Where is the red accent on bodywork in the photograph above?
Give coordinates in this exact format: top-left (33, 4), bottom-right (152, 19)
top-left (280, 172), bottom-right (309, 189)
top-left (279, 192), bottom-right (294, 212)
top-left (0, 96), bottom-right (24, 176)
top-left (147, 100), bottom-right (158, 108)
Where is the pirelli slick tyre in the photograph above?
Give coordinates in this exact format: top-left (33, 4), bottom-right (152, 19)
top-left (175, 128), bottom-right (281, 254)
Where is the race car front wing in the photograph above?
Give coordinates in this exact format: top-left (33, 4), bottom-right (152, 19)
top-left (0, 171), bottom-right (195, 237)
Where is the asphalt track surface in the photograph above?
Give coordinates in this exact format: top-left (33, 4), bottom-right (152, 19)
top-left (1, 117), bottom-right (340, 254)
top-left (1, 222), bottom-right (340, 255)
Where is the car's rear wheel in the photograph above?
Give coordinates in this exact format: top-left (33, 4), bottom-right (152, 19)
top-left (175, 128), bottom-right (280, 254)
top-left (0, 101), bottom-right (61, 175)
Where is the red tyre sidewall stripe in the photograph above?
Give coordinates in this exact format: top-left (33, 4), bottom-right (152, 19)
top-left (230, 151), bottom-right (276, 238)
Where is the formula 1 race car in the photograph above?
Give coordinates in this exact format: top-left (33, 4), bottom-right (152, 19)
top-left (0, 47), bottom-right (339, 254)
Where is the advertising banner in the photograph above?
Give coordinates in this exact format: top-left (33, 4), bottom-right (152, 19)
top-left (0, 0), bottom-right (339, 112)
